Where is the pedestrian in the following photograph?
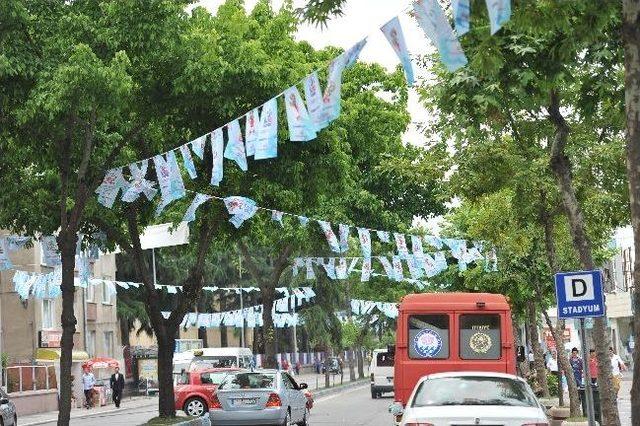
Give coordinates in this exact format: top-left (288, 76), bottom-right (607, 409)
top-left (82, 367), bottom-right (96, 409)
top-left (588, 349), bottom-right (598, 385)
top-left (294, 360), bottom-right (301, 375)
top-left (569, 347), bottom-right (584, 387)
top-left (110, 365), bottom-right (125, 408)
top-left (528, 350), bottom-right (535, 371)
top-left (315, 359), bottom-right (321, 374)
top-left (282, 359), bottom-right (289, 372)
top-left (609, 346), bottom-right (627, 398)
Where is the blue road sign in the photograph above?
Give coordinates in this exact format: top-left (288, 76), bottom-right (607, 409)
top-left (555, 270), bottom-right (605, 319)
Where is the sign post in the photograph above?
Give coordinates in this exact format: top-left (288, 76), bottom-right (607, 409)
top-left (555, 270), bottom-right (605, 426)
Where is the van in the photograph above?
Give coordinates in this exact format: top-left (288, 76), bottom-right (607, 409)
top-left (369, 348), bottom-right (394, 398)
top-left (173, 347), bottom-right (253, 374)
top-left (392, 292), bottom-right (516, 406)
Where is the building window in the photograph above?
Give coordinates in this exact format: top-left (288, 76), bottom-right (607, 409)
top-left (87, 284), bottom-right (95, 302)
top-left (42, 299), bottom-right (55, 329)
top-left (88, 331), bottom-right (96, 357)
top-left (104, 331), bottom-right (114, 357)
top-left (102, 282), bottom-right (111, 304)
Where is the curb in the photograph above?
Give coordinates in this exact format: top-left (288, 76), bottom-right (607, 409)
top-left (21, 399), bottom-right (157, 426)
top-left (312, 378), bottom-right (369, 399)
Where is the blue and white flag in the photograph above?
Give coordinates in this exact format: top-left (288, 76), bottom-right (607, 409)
top-left (122, 161), bottom-right (157, 203)
top-left (303, 72), bottom-right (329, 131)
top-left (338, 224), bottom-right (350, 253)
top-left (453, 0), bottom-right (471, 35)
top-left (179, 144), bottom-right (198, 179)
top-left (424, 235), bottom-right (443, 249)
top-left (378, 256), bottom-right (394, 280)
top-left (411, 235), bottom-right (425, 264)
top-left (343, 38), bottom-right (368, 69)
top-left (443, 238), bottom-right (467, 260)
top-left (78, 256), bottom-right (90, 288)
top-left (361, 257), bottom-right (372, 282)
top-left (406, 255), bottom-right (424, 279)
top-left (154, 151), bottom-right (186, 214)
top-left (336, 258), bottom-right (348, 280)
top-left (392, 255), bottom-right (404, 281)
top-left (321, 258), bottom-right (336, 279)
top-left (183, 193), bottom-right (212, 223)
top-left (6, 236), bottom-right (30, 251)
top-left (272, 211), bottom-right (284, 227)
top-left (394, 233), bottom-right (409, 258)
top-left (96, 168), bottom-right (129, 208)
top-left (255, 99), bottom-right (278, 160)
top-left (210, 128), bottom-right (224, 186)
top-left (376, 230), bottom-right (391, 243)
top-left (41, 236), bottom-right (61, 267)
top-left (0, 238), bottom-right (12, 271)
top-left (381, 17), bottom-right (415, 85)
top-left (190, 134), bottom-right (206, 160)
top-left (284, 86), bottom-right (317, 142)
top-left (306, 258), bottom-right (316, 280)
top-left (318, 221), bottom-right (340, 253)
top-left (357, 228), bottom-right (372, 258)
top-left (224, 119), bottom-right (248, 172)
top-left (298, 216), bottom-right (309, 227)
top-left (413, 0), bottom-right (468, 72)
top-left (322, 55), bottom-right (348, 123)
top-left (223, 196), bottom-right (259, 229)
top-left (485, 0), bottom-right (511, 35)
top-left (245, 109), bottom-right (259, 157)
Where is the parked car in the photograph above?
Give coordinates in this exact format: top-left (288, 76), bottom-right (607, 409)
top-left (391, 372), bottom-right (548, 426)
top-left (0, 387), bottom-right (17, 426)
top-left (209, 369), bottom-right (309, 426)
top-left (320, 357), bottom-right (342, 375)
top-left (174, 368), bottom-right (240, 416)
top-left (370, 348), bottom-right (394, 399)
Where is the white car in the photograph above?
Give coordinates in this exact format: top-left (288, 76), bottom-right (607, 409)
top-left (370, 348), bottom-right (394, 398)
top-left (396, 372), bottom-right (548, 426)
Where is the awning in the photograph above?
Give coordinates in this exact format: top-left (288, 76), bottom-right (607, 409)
top-left (36, 348), bottom-right (90, 361)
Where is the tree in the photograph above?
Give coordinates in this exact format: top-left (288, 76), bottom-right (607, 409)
top-left (418, 2), bottom-right (628, 421)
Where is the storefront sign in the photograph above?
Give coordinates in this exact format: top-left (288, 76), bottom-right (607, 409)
top-left (38, 330), bottom-right (62, 348)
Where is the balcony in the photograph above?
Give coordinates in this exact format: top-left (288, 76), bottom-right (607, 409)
top-left (86, 302), bottom-right (97, 322)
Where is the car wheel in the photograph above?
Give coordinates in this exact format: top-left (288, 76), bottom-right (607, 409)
top-left (183, 397), bottom-right (208, 417)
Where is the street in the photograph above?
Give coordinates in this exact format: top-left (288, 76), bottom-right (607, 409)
top-left (32, 384), bottom-right (393, 426)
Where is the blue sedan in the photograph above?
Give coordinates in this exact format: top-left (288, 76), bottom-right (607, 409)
top-left (209, 369), bottom-right (309, 426)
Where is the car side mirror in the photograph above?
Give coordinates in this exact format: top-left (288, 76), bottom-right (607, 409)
top-left (298, 383), bottom-right (308, 390)
top-left (387, 344), bottom-right (396, 355)
top-left (388, 401), bottom-right (403, 416)
top-left (0, 398), bottom-right (9, 405)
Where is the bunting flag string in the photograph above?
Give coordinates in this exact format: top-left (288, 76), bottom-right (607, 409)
top-left (350, 299), bottom-right (398, 318)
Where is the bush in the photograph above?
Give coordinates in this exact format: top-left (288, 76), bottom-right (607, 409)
top-left (547, 373), bottom-right (559, 397)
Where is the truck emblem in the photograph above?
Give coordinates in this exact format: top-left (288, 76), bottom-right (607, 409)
top-left (413, 329), bottom-right (442, 358)
top-left (469, 332), bottom-right (492, 354)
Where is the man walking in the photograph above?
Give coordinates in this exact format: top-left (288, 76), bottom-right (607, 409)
top-left (569, 347), bottom-right (584, 387)
top-left (110, 366), bottom-right (125, 408)
top-left (609, 346), bottom-right (627, 398)
top-left (82, 367), bottom-right (96, 409)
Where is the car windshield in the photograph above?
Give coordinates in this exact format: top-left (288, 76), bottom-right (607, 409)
top-left (218, 372), bottom-right (276, 390)
top-left (411, 376), bottom-right (537, 408)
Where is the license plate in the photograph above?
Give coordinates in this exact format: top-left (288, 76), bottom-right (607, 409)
top-left (232, 398), bottom-right (256, 406)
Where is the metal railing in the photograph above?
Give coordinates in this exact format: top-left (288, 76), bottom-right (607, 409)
top-left (2, 365), bottom-right (57, 394)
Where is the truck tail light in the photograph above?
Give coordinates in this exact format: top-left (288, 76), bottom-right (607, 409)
top-left (266, 393), bottom-right (282, 407)
top-left (210, 394), bottom-right (222, 410)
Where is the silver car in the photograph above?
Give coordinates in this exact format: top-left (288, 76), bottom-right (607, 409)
top-left (209, 369), bottom-right (309, 426)
top-left (0, 388), bottom-right (17, 426)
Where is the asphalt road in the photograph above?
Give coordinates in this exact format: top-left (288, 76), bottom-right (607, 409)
top-left (36, 384), bottom-right (393, 425)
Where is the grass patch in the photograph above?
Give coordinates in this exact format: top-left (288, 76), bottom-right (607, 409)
top-left (145, 416), bottom-right (194, 425)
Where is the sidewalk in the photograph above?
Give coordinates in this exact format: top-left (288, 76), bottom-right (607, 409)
top-left (619, 371), bottom-right (631, 426)
top-left (21, 395), bottom-right (157, 426)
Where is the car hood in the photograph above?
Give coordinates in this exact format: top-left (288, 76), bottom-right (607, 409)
top-left (404, 405), bottom-right (546, 425)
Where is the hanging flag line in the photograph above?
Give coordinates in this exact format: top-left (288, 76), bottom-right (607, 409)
top-left (95, 2), bottom-right (511, 213)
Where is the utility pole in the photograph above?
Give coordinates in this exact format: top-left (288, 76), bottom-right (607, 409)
top-left (238, 254), bottom-right (245, 348)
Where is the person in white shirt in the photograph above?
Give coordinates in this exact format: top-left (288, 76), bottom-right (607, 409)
top-left (82, 367), bottom-right (96, 409)
top-left (609, 347), bottom-right (627, 397)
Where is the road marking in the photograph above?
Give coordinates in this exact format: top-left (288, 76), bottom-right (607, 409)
top-left (314, 383), bottom-right (369, 403)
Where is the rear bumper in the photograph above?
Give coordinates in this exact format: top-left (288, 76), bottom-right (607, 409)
top-left (209, 407), bottom-right (286, 425)
top-left (371, 384), bottom-right (394, 393)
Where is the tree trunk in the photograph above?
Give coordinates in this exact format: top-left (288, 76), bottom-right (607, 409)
top-left (220, 293), bottom-right (228, 348)
top-left (548, 91), bottom-right (620, 425)
top-left (261, 286), bottom-right (277, 369)
top-left (528, 300), bottom-right (550, 397)
top-left (198, 327), bottom-right (208, 348)
top-left (348, 348), bottom-right (356, 381)
top-left (119, 317), bottom-right (131, 347)
top-left (542, 310), bottom-right (581, 416)
top-left (156, 325), bottom-right (177, 418)
top-left (57, 233), bottom-right (78, 426)
top-left (356, 348), bottom-right (364, 379)
top-left (622, 1), bottom-right (640, 424)
top-left (324, 350), bottom-right (330, 388)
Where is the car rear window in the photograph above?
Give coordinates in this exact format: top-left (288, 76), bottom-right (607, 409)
top-left (376, 352), bottom-right (394, 367)
top-left (411, 376), bottom-right (537, 408)
top-left (459, 314), bottom-right (501, 360)
top-left (218, 372), bottom-right (276, 390)
top-left (408, 314), bottom-right (449, 359)
top-left (200, 372), bottom-right (229, 385)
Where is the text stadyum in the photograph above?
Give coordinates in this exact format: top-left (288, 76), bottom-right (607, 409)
top-left (562, 305), bottom-right (601, 315)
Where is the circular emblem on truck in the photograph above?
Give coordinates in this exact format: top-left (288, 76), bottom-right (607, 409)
top-left (469, 332), bottom-right (492, 354)
top-left (413, 329), bottom-right (443, 358)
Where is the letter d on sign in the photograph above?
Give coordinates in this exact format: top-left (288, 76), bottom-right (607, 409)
top-left (564, 274), bottom-right (594, 302)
